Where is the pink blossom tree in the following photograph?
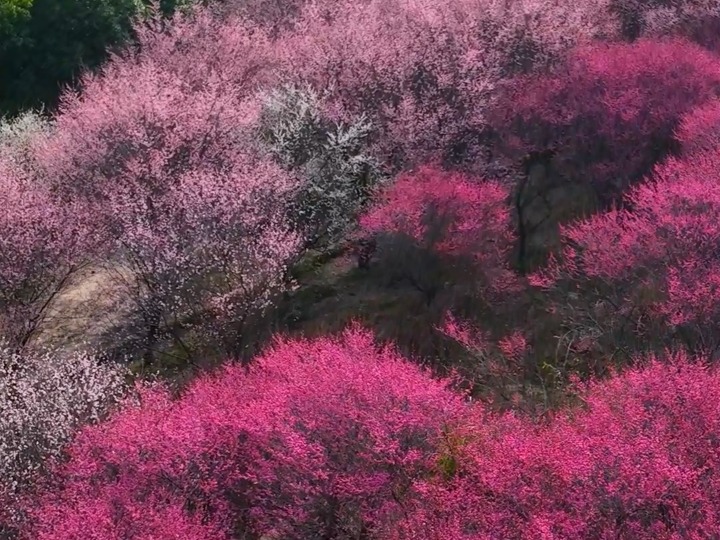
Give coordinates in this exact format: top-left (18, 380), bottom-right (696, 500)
top-left (491, 38), bottom-right (720, 205)
top-left (675, 99), bottom-right (720, 157)
top-left (276, 0), bottom-right (613, 173)
top-left (359, 165), bottom-right (518, 306)
top-left (0, 111), bottom-right (91, 350)
top-left (21, 328), bottom-right (466, 539)
top-left (531, 145), bottom-right (720, 362)
top-left (397, 352), bottom-right (720, 539)
top-left (35, 38), bottom-right (301, 363)
top-left (0, 347), bottom-right (127, 537)
top-left (108, 160), bottom-right (300, 362)
top-left (17, 336), bottom-right (720, 539)
top-left (0, 155), bottom-right (97, 349)
top-left (132, 7), bottom-right (279, 96)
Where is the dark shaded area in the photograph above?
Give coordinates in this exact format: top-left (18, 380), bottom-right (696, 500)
top-left (0, 0), bottom-right (199, 116)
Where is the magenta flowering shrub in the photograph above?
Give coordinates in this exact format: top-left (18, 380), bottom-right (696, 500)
top-left (675, 99), bottom-right (720, 156)
top-left (22, 328), bottom-right (466, 539)
top-left (397, 352), bottom-right (720, 540)
top-left (491, 38), bottom-right (720, 203)
top-left (531, 146), bottom-right (720, 358)
top-left (15, 335), bottom-right (720, 540)
top-left (359, 165), bottom-right (518, 303)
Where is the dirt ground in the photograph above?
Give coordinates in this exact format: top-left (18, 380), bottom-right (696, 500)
top-left (30, 263), bottom-right (136, 355)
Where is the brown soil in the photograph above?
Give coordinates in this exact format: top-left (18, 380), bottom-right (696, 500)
top-left (30, 263), bottom-right (135, 354)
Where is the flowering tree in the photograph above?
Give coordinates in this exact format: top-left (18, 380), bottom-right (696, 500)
top-left (675, 99), bottom-right (720, 157)
top-left (35, 38), bottom-right (301, 363)
top-left (22, 328), bottom-right (466, 539)
top-left (132, 7), bottom-right (278, 96)
top-left (491, 38), bottom-right (720, 204)
top-left (531, 146), bottom-right (720, 362)
top-left (359, 165), bottom-right (518, 305)
top-left (0, 346), bottom-right (127, 536)
top-left (107, 160), bottom-right (300, 362)
top-left (397, 352), bottom-right (720, 539)
top-left (17, 335), bottom-right (720, 539)
top-left (0, 156), bottom-right (96, 349)
top-left (277, 0), bottom-right (613, 173)
top-left (258, 83), bottom-right (386, 251)
top-left (0, 112), bottom-right (77, 349)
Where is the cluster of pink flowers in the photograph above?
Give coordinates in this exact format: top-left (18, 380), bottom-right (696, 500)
top-left (534, 144), bottom-right (720, 355)
top-left (3, 0), bottom-right (720, 537)
top-left (0, 154), bottom-right (97, 348)
top-left (8, 330), bottom-right (720, 540)
top-left (359, 165), bottom-right (519, 300)
top-left (275, 0), bottom-right (614, 172)
top-left (22, 329), bottom-right (467, 539)
top-left (397, 352), bottom-right (720, 539)
top-left (491, 38), bottom-right (720, 202)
